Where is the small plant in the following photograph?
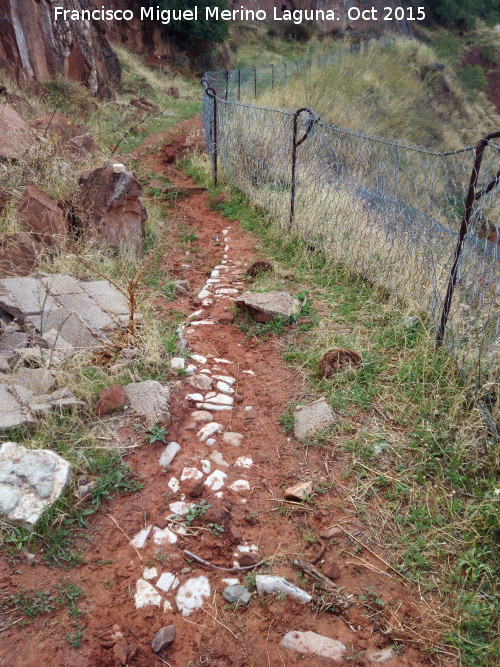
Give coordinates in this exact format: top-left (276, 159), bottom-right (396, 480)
top-left (244, 510), bottom-right (260, 525)
top-left (359, 586), bottom-right (384, 608)
top-left (182, 500), bottom-right (211, 526)
top-left (66, 624), bottom-right (84, 648)
top-left (148, 423), bottom-right (168, 444)
top-left (208, 523), bottom-right (225, 537)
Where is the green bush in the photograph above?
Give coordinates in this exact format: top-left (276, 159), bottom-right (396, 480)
top-left (458, 64), bottom-right (488, 93)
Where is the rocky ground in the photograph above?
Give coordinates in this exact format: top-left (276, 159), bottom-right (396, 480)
top-left (0, 119), bottom-right (442, 666)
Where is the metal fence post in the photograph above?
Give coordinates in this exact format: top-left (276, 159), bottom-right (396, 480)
top-left (253, 65), bottom-right (257, 98)
top-left (204, 86), bottom-right (218, 186)
top-left (436, 130), bottom-right (500, 347)
top-left (237, 69), bottom-right (241, 101)
top-left (224, 69), bottom-right (229, 100)
top-left (289, 108), bottom-right (318, 229)
top-left (270, 63), bottom-right (275, 90)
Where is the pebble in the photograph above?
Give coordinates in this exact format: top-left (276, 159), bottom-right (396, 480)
top-left (228, 525), bottom-right (242, 544)
top-left (159, 442), bottom-right (181, 468)
top-left (197, 289), bottom-right (211, 299)
top-left (191, 410), bottom-right (213, 423)
top-left (188, 375), bottom-right (213, 391)
top-left (204, 470), bottom-right (227, 491)
top-left (131, 526), bottom-right (152, 549)
top-left (206, 438), bottom-right (216, 446)
top-left (196, 403), bottom-right (232, 411)
top-left (234, 457), bottom-right (253, 468)
top-left (188, 310), bottom-right (203, 319)
top-left (208, 451), bottom-right (229, 467)
top-left (320, 526), bottom-right (343, 539)
top-left (284, 481), bottom-right (313, 501)
top-left (229, 480), bottom-right (250, 492)
top-left (151, 625), bottom-right (176, 654)
top-left (201, 460), bottom-right (211, 474)
top-left (255, 575), bottom-right (312, 604)
top-left (197, 422), bottom-right (223, 442)
top-left (216, 381), bottom-right (235, 395)
top-left (170, 357), bottom-right (185, 369)
top-left (213, 375), bottom-right (236, 385)
top-left (323, 560), bottom-right (341, 581)
top-left (214, 357), bottom-right (232, 364)
top-left (186, 393), bottom-right (204, 403)
top-left (156, 573), bottom-right (179, 593)
top-left (281, 631), bottom-right (346, 661)
top-left (242, 370), bottom-right (255, 375)
top-left (185, 364), bottom-right (197, 375)
top-left (223, 585), bottom-right (251, 606)
top-left (222, 432), bottom-right (243, 446)
top-left (180, 467), bottom-right (203, 481)
top-left (190, 354), bottom-right (207, 364)
top-left (168, 477), bottom-right (180, 493)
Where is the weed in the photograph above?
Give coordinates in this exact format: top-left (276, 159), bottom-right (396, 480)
top-left (66, 624), bottom-right (84, 648)
top-left (179, 500), bottom-right (211, 526)
top-left (208, 523), bottom-right (225, 537)
top-left (148, 423), bottom-right (168, 444)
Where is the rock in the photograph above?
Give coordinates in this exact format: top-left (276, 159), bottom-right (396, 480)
top-left (167, 86), bottom-right (179, 98)
top-left (238, 552), bottom-right (258, 567)
top-left (29, 114), bottom-right (94, 157)
top-left (285, 481), bottom-right (313, 501)
top-left (222, 432), bottom-right (243, 447)
top-left (176, 576), bottom-right (210, 617)
top-left (320, 526), bottom-right (342, 539)
top-left (186, 477), bottom-right (204, 498)
top-left (197, 421), bottom-right (223, 442)
top-left (0, 105), bottom-right (33, 160)
top-left (75, 166), bottom-right (147, 253)
top-left (0, 442), bottom-right (72, 530)
top-left (159, 442), bottom-right (181, 468)
top-left (228, 525), bottom-right (242, 544)
top-left (135, 578), bottom-right (162, 609)
top-left (323, 560), bottom-right (341, 580)
top-left (246, 260), bottom-right (273, 278)
top-left (255, 575), bottom-right (312, 604)
top-left (235, 291), bottom-right (300, 323)
top-left (294, 398), bottom-right (335, 440)
top-left (223, 585), bottom-right (251, 606)
top-left (0, 384), bottom-right (83, 432)
top-left (208, 450), bottom-right (229, 468)
top-left (365, 648), bottom-right (395, 663)
top-left (188, 374), bottom-right (212, 391)
top-left (124, 381), bottom-right (170, 427)
top-left (94, 385), bottom-right (126, 417)
top-left (18, 185), bottom-right (68, 248)
top-left (318, 348), bottom-right (362, 378)
top-left (113, 642), bottom-right (137, 666)
top-left (151, 625), bottom-right (176, 654)
top-left (281, 631), bottom-right (346, 661)
top-left (174, 280), bottom-right (189, 294)
top-left (203, 500), bottom-right (231, 526)
top-left (12, 368), bottom-right (56, 395)
top-left (191, 410), bottom-right (213, 423)
top-left (130, 96), bottom-right (159, 111)
top-left (0, 232), bottom-right (43, 277)
top-left (218, 313), bottom-right (234, 325)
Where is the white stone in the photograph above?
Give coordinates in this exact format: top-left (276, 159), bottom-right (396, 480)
top-left (188, 375), bottom-right (212, 391)
top-left (188, 310), bottom-right (203, 319)
top-left (190, 320), bottom-right (215, 326)
top-left (170, 357), bottom-right (185, 369)
top-left (235, 457), bottom-right (253, 468)
top-left (156, 572), bottom-right (180, 593)
top-left (208, 451), bottom-right (229, 468)
top-left (211, 270), bottom-right (220, 278)
top-left (195, 403), bottom-right (232, 412)
top-left (185, 364), bottom-right (197, 375)
top-left (142, 567), bottom-right (158, 580)
top-left (242, 370), bottom-right (255, 375)
top-left (206, 438), bottom-right (216, 447)
top-left (201, 460), bottom-right (211, 474)
top-left (256, 576), bottom-right (312, 604)
top-left (180, 467), bottom-right (203, 482)
top-left (191, 410), bottom-right (213, 423)
top-left (113, 163), bottom-right (126, 173)
top-left (176, 576), bottom-right (211, 617)
top-left (229, 480), bottom-right (250, 492)
top-left (202, 298), bottom-right (213, 306)
top-left (168, 477), bottom-right (180, 493)
top-left (216, 381), bottom-right (234, 395)
top-left (186, 393), bottom-right (204, 403)
top-left (124, 381), bottom-right (170, 428)
top-left (222, 577), bottom-right (239, 586)
top-left (131, 525), bottom-right (152, 549)
top-left (152, 526), bottom-right (178, 545)
top-left (216, 289), bottom-right (238, 295)
top-left (169, 501), bottom-right (194, 516)
top-left (244, 406), bottom-right (253, 411)
top-left (204, 470), bottom-right (227, 491)
top-left (190, 354), bottom-right (207, 364)
top-left (214, 358), bottom-right (232, 364)
top-left (222, 432), bottom-right (243, 447)
top-left (281, 631), bottom-right (346, 661)
top-left (197, 289), bottom-right (211, 299)
top-left (159, 442), bottom-right (181, 468)
top-left (135, 579), bottom-right (162, 609)
top-left (206, 394), bottom-right (233, 406)
top-left (197, 422), bottom-right (223, 442)
top-left (213, 375), bottom-right (236, 386)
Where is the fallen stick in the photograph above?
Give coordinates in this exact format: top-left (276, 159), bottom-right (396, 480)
top-left (292, 558), bottom-right (352, 612)
top-left (184, 549), bottom-right (266, 572)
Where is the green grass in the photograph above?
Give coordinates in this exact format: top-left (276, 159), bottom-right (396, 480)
top-left (182, 155), bottom-right (500, 665)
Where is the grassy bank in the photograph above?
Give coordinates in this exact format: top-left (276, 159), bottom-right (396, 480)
top-left (181, 152), bottom-right (499, 665)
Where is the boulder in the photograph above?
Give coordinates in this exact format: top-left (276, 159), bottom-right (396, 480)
top-left (235, 291), bottom-right (301, 323)
top-left (294, 398), bottom-right (336, 440)
top-left (18, 185), bottom-right (68, 248)
top-left (0, 232), bottom-right (43, 277)
top-left (0, 441), bottom-right (72, 530)
top-left (0, 104), bottom-right (33, 160)
top-left (75, 166), bottom-right (147, 253)
top-left (124, 381), bottom-right (171, 427)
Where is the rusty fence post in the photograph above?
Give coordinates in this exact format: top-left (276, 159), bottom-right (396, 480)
top-left (204, 86), bottom-right (219, 186)
top-left (289, 108), bottom-right (318, 229)
top-left (436, 130), bottom-right (500, 347)
top-left (237, 69), bottom-right (241, 101)
top-left (253, 65), bottom-right (257, 98)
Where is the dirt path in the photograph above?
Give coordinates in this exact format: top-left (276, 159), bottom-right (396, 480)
top-left (0, 119), bottom-right (435, 666)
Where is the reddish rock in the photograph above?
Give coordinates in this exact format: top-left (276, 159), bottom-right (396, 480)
top-left (322, 560), bottom-right (341, 581)
top-left (239, 552), bottom-right (258, 567)
top-left (228, 525), bottom-right (242, 545)
top-left (218, 313), bottom-right (234, 325)
top-left (30, 113), bottom-right (95, 158)
top-left (94, 385), bottom-right (126, 417)
top-left (113, 641), bottom-right (137, 666)
top-left (167, 86), bottom-right (179, 99)
top-left (186, 477), bottom-right (204, 499)
top-left (0, 104), bottom-right (33, 160)
top-left (97, 85), bottom-right (116, 101)
top-left (18, 185), bottom-right (68, 248)
top-left (130, 96), bottom-right (159, 112)
top-left (75, 166), bottom-right (147, 253)
top-left (203, 500), bottom-right (231, 527)
top-left (234, 393), bottom-right (244, 403)
top-left (0, 232), bottom-right (42, 276)
top-left (320, 526), bottom-right (343, 539)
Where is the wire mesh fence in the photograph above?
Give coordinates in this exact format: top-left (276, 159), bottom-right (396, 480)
top-left (202, 54), bottom-right (500, 420)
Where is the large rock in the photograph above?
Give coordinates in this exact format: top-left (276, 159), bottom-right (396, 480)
top-left (281, 631), bottom-right (346, 661)
top-left (0, 232), bottom-right (43, 277)
top-left (75, 166), bottom-right (148, 253)
top-left (0, 441), bottom-right (72, 530)
top-left (235, 291), bottom-right (301, 323)
top-left (0, 104), bottom-right (33, 160)
top-left (18, 185), bottom-right (68, 248)
top-left (125, 381), bottom-right (171, 427)
top-left (0, 0), bottom-right (121, 94)
top-left (294, 398), bottom-right (336, 440)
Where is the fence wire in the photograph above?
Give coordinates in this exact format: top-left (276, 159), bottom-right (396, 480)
top-left (202, 53), bottom-right (500, 421)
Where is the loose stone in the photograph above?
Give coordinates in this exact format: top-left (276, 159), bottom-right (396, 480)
top-left (190, 354), bottom-right (207, 364)
top-left (204, 470), bottom-right (227, 491)
top-left (284, 480), bottom-right (313, 501)
top-left (159, 442), bottom-right (181, 468)
top-left (281, 631), bottom-right (346, 661)
top-left (213, 375), bottom-right (236, 385)
top-left (191, 410), bottom-right (213, 423)
top-left (223, 585), bottom-right (251, 606)
top-left (197, 422), bottom-right (223, 442)
top-left (176, 576), bottom-right (211, 617)
top-left (205, 394), bottom-right (233, 406)
top-left (135, 579), bottom-right (162, 608)
top-left (229, 480), bottom-right (250, 492)
top-left (222, 432), bottom-right (243, 446)
top-left (156, 572), bottom-right (179, 593)
top-left (170, 357), bottom-right (185, 369)
top-left (216, 381), bottom-right (234, 395)
top-left (255, 575), bottom-right (312, 603)
top-left (151, 625), bottom-right (176, 654)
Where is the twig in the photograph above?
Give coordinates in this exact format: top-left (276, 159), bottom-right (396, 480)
top-left (107, 514), bottom-right (143, 562)
top-left (292, 558), bottom-right (351, 612)
top-left (184, 549), bottom-right (266, 571)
